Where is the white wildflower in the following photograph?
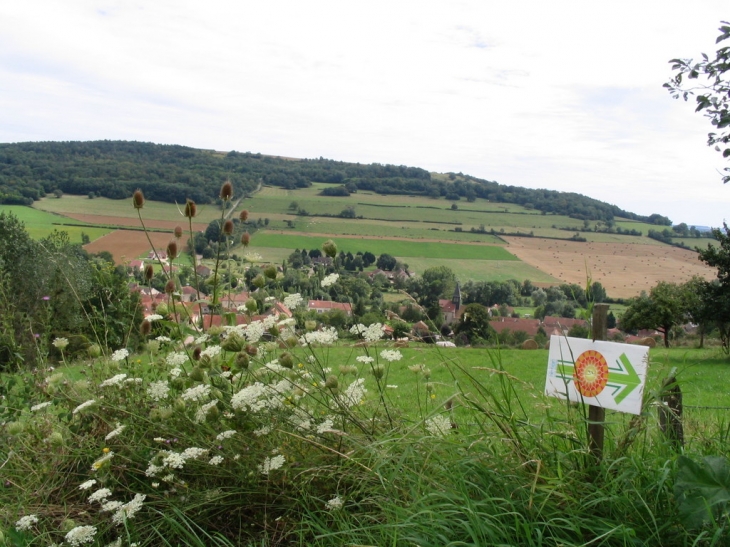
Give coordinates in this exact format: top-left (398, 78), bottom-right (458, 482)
top-left (105, 423), bottom-right (126, 441)
top-left (111, 493), bottom-right (146, 526)
top-left (380, 349), bottom-right (402, 362)
top-left (91, 451), bottom-right (114, 471)
top-left (100, 501), bottom-right (123, 513)
top-left (147, 380), bottom-right (170, 401)
top-left (200, 345), bottom-right (222, 359)
top-left (195, 334), bottom-right (210, 344)
top-left (72, 399), bottom-right (96, 414)
top-left (244, 321), bottom-right (265, 343)
top-left (146, 314), bottom-right (164, 322)
top-left (262, 314), bottom-right (278, 329)
top-left (320, 273), bottom-right (339, 288)
top-left (110, 348), bottom-right (129, 362)
top-left (15, 514), bottom-right (38, 531)
top-left (105, 538), bottom-right (122, 547)
top-left (231, 382), bottom-right (268, 412)
top-left (145, 463), bottom-right (164, 477)
top-left (78, 479), bottom-right (97, 490)
top-left (208, 456), bottom-right (224, 466)
top-left (166, 352), bottom-right (188, 367)
top-left (326, 495), bottom-right (344, 510)
top-left (316, 418), bottom-right (334, 434)
top-left (425, 415), bottom-right (452, 437)
top-left (194, 400), bottom-right (218, 423)
top-left (216, 430), bottom-right (236, 441)
top-left (299, 327), bottom-right (338, 346)
top-left (342, 378), bottom-right (367, 407)
top-left (156, 335), bottom-right (171, 343)
top-left (169, 366), bottom-right (182, 378)
top-left (253, 425), bottom-right (272, 437)
top-left (64, 525), bottom-right (97, 546)
top-left (181, 447), bottom-right (209, 460)
top-left (258, 454), bottom-right (286, 475)
top-left (356, 355), bottom-right (374, 363)
top-left (124, 377), bottom-right (143, 384)
top-left (283, 293), bottom-right (304, 309)
top-left (162, 452), bottom-right (186, 469)
top-left (386, 384), bottom-right (398, 389)
top-left (31, 401), bottom-right (52, 411)
top-left (99, 374), bottom-right (127, 388)
top-left (88, 488), bottom-right (112, 503)
top-left (181, 384), bottom-right (211, 402)
top-left (52, 337), bottom-right (69, 350)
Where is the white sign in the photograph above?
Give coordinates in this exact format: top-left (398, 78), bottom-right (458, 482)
top-left (545, 336), bottom-right (650, 415)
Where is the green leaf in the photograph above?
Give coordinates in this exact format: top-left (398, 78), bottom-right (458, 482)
top-left (674, 455), bottom-right (730, 528)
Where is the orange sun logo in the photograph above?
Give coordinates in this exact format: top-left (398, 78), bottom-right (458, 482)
top-left (573, 350), bottom-right (609, 397)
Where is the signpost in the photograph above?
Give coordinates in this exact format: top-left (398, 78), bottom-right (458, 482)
top-left (545, 337), bottom-right (649, 415)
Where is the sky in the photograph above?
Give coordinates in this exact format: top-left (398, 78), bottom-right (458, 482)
top-left (1, 1), bottom-right (729, 227)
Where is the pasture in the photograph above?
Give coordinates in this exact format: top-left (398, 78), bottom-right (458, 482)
top-left (0, 204), bottom-right (110, 244)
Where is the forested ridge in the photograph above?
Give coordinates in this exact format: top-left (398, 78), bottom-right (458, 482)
top-left (0, 140), bottom-right (670, 223)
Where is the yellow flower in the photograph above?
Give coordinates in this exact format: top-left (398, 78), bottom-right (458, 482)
top-left (430, 394), bottom-right (436, 400)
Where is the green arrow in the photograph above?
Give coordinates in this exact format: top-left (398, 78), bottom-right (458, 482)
top-left (607, 353), bottom-right (641, 404)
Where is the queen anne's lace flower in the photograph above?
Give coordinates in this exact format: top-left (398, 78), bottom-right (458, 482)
top-left (316, 418), bottom-right (334, 434)
top-left (194, 400), bottom-right (218, 423)
top-left (216, 430), bottom-right (236, 441)
top-left (65, 525), bottom-right (97, 546)
top-left (342, 378), bottom-right (367, 407)
top-left (31, 401), bottom-right (52, 411)
top-left (52, 337), bottom-right (69, 349)
top-left (15, 514), bottom-right (38, 531)
top-left (99, 374), bottom-right (127, 388)
top-left (88, 488), bottom-right (112, 503)
top-left (73, 399), bottom-right (96, 414)
top-left (283, 293), bottom-right (304, 309)
top-left (380, 349), bottom-right (402, 362)
top-left (105, 423), bottom-right (126, 441)
top-left (146, 314), bottom-right (163, 322)
top-left (208, 455), bottom-right (224, 466)
top-left (166, 352), bottom-right (188, 367)
top-left (110, 348), bottom-right (129, 362)
top-left (356, 355), bottom-right (374, 363)
top-left (111, 493), bottom-right (146, 526)
top-left (181, 384), bottom-right (211, 402)
top-left (147, 380), bottom-right (170, 401)
top-left (326, 495), bottom-right (344, 510)
top-left (231, 382), bottom-right (268, 411)
top-left (425, 415), bottom-right (452, 437)
top-left (258, 454), bottom-right (286, 475)
top-left (299, 327), bottom-right (338, 346)
top-left (78, 479), bottom-right (97, 490)
top-left (200, 345), bottom-right (222, 358)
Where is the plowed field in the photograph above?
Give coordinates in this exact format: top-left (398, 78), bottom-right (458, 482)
top-left (83, 230), bottom-right (176, 264)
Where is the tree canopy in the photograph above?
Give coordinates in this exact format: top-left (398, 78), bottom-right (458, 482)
top-left (665, 21), bottom-right (730, 183)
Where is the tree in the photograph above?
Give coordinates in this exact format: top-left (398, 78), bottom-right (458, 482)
top-left (376, 253), bottom-right (397, 271)
top-left (619, 282), bottom-right (689, 347)
top-left (696, 225), bottom-right (730, 351)
top-left (454, 303), bottom-right (493, 344)
top-left (665, 22), bottom-right (730, 183)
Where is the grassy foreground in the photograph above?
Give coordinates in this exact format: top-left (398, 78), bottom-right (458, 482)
top-left (2, 336), bottom-right (730, 547)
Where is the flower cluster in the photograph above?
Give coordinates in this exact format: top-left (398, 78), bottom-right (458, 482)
top-left (425, 414), bottom-right (452, 437)
top-left (299, 327), bottom-right (338, 346)
top-left (380, 349), bottom-right (403, 362)
top-left (65, 525), bottom-right (97, 546)
top-left (147, 380), bottom-right (170, 401)
top-left (15, 514), bottom-right (38, 531)
top-left (283, 292), bottom-right (304, 309)
top-left (320, 273), bottom-right (339, 288)
top-left (52, 337), bottom-right (69, 350)
top-left (99, 373), bottom-right (127, 388)
top-left (110, 348), bottom-right (129, 362)
top-left (258, 454), bottom-right (286, 475)
top-left (350, 323), bottom-right (386, 342)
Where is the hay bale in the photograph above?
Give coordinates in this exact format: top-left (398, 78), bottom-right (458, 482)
top-left (394, 340), bottom-right (409, 348)
top-left (521, 339), bottom-right (539, 350)
top-left (638, 337), bottom-right (657, 348)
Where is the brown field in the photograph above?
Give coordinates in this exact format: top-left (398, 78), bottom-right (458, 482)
top-left (61, 213), bottom-right (208, 233)
top-left (503, 237), bottom-right (717, 299)
top-left (83, 230), bottom-right (175, 264)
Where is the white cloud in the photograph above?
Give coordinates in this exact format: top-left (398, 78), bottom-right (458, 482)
top-left (0, 0), bottom-right (728, 226)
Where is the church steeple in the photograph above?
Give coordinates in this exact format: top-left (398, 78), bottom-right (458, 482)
top-left (452, 282), bottom-right (462, 309)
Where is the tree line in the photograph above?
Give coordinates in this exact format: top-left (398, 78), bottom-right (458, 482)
top-left (0, 140), bottom-right (672, 223)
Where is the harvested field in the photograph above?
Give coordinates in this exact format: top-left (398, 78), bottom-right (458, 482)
top-left (61, 213), bottom-right (208, 232)
top-left (83, 230), bottom-right (175, 265)
top-left (503, 237), bottom-right (717, 299)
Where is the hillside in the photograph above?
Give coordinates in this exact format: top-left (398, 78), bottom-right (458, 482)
top-left (0, 140), bottom-right (672, 224)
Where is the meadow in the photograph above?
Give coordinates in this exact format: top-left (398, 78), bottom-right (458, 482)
top-left (0, 205), bottom-right (110, 244)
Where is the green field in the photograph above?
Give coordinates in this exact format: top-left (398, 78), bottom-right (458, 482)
top-left (402, 257), bottom-right (558, 283)
top-left (0, 205), bottom-right (111, 243)
top-left (250, 232), bottom-right (518, 260)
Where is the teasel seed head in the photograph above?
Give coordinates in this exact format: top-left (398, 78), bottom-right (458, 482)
top-left (184, 199), bottom-right (197, 218)
top-left (164, 279), bottom-right (176, 295)
top-left (223, 219), bottom-right (234, 236)
top-left (241, 231), bottom-right (250, 247)
top-left (144, 264), bottom-right (154, 281)
top-left (132, 189), bottom-right (145, 209)
top-left (166, 240), bottom-right (178, 260)
top-left (140, 320), bottom-right (152, 337)
top-left (239, 209), bottom-right (249, 222)
top-left (220, 180), bottom-right (233, 201)
top-left (192, 346), bottom-right (202, 361)
top-left (174, 225), bottom-right (183, 239)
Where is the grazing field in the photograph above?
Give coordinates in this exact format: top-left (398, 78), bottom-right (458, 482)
top-left (0, 204), bottom-right (110, 243)
top-left (504, 236), bottom-right (716, 299)
top-left (58, 212), bottom-right (209, 232)
top-left (402, 257), bottom-right (559, 283)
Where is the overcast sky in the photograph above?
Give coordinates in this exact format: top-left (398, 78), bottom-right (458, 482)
top-left (1, 1), bottom-right (729, 227)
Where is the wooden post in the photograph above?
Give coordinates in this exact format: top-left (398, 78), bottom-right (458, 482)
top-left (588, 303), bottom-right (609, 461)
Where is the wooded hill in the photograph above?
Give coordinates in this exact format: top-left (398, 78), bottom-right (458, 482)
top-left (0, 140), bottom-right (672, 224)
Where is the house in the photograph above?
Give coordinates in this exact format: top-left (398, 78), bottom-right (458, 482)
top-left (489, 318), bottom-right (543, 337)
top-left (439, 283), bottom-right (466, 325)
top-left (128, 260), bottom-right (145, 273)
top-left (307, 300), bottom-right (353, 316)
top-left (147, 250), bottom-right (167, 260)
top-left (196, 264), bottom-right (212, 277)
